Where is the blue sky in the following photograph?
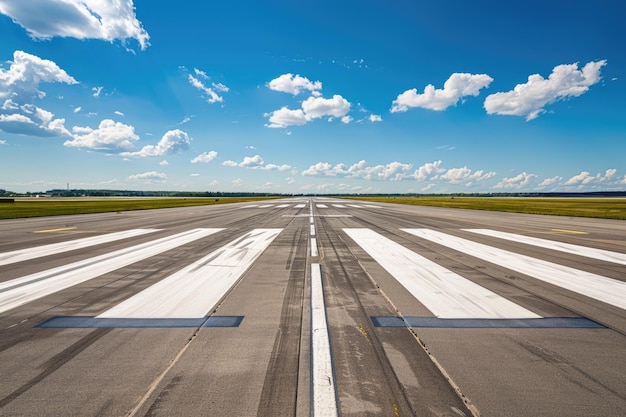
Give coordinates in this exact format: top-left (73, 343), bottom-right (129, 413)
top-left (0, 0), bottom-right (624, 194)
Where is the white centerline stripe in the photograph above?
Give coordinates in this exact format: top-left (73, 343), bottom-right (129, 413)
top-left (344, 228), bottom-right (539, 318)
top-left (311, 263), bottom-right (338, 417)
top-left (0, 229), bottom-right (159, 266)
top-left (98, 229), bottom-right (282, 318)
top-left (311, 238), bottom-right (318, 257)
top-left (404, 228), bottom-right (626, 311)
top-left (0, 229), bottom-right (223, 315)
top-left (310, 224), bottom-right (316, 236)
top-left (466, 228), bottom-right (626, 266)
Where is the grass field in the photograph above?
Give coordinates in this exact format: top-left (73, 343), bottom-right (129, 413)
top-left (344, 196), bottom-right (626, 220)
top-left (0, 197), bottom-right (280, 220)
top-left (1, 196), bottom-right (625, 220)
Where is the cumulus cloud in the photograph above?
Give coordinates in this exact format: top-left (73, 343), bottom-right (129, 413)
top-left (64, 119), bottom-right (139, 152)
top-left (127, 171), bottom-right (167, 183)
top-left (391, 73), bottom-right (493, 112)
top-left (301, 159), bottom-right (496, 188)
top-left (493, 172), bottom-right (537, 189)
top-left (268, 73), bottom-right (322, 95)
top-left (222, 154), bottom-right (291, 171)
top-left (538, 176), bottom-right (563, 188)
top-left (0, 0), bottom-right (150, 50)
top-left (265, 95), bottom-right (351, 128)
top-left (0, 51), bottom-right (77, 137)
top-left (188, 70), bottom-right (228, 104)
top-left (484, 60), bottom-right (606, 121)
top-left (369, 114), bottom-right (382, 122)
top-left (191, 151), bottom-right (217, 164)
top-left (564, 169), bottom-right (616, 186)
top-left (120, 129), bottom-right (191, 157)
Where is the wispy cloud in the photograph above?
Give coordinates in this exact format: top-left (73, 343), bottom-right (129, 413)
top-left (191, 151), bottom-right (217, 164)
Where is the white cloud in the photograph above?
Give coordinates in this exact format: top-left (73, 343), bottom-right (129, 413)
top-left (620, 175), bottom-right (626, 185)
top-left (0, 0), bottom-right (150, 50)
top-left (92, 86), bottom-right (103, 97)
top-left (188, 73), bottom-right (227, 104)
top-left (191, 173), bottom-right (200, 177)
top-left (127, 171), bottom-right (167, 183)
top-left (114, 111), bottom-right (124, 116)
top-left (538, 176), bottom-right (563, 188)
top-left (222, 154), bottom-right (291, 171)
top-left (493, 172), bottom-right (537, 189)
top-left (0, 139), bottom-right (7, 145)
top-left (268, 73), bottom-right (322, 95)
top-left (191, 151), bottom-right (217, 164)
top-left (391, 73), bottom-right (493, 112)
top-left (73, 106), bottom-right (81, 113)
top-left (302, 160), bottom-right (412, 181)
top-left (564, 169), bottom-right (616, 186)
top-left (341, 116), bottom-right (353, 124)
top-left (369, 114), bottom-right (382, 122)
top-left (484, 60), bottom-right (606, 121)
top-left (120, 129), bottom-right (190, 157)
top-left (265, 95), bottom-right (351, 128)
top-left (412, 160), bottom-right (445, 180)
top-left (0, 51), bottom-right (76, 137)
top-left (194, 68), bottom-right (208, 80)
top-left (159, 160), bottom-right (169, 166)
top-left (64, 119), bottom-right (139, 152)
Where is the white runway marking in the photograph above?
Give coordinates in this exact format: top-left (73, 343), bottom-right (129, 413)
top-left (310, 263), bottom-right (338, 417)
top-left (294, 203), bottom-right (306, 208)
top-left (311, 238), bottom-right (318, 257)
top-left (0, 229), bottom-right (223, 315)
top-left (316, 204), bottom-right (328, 209)
top-left (275, 204), bottom-right (290, 208)
top-left (466, 229), bottom-right (626, 266)
top-left (344, 228), bottom-right (539, 318)
top-left (347, 204), bottom-right (362, 208)
top-left (258, 204), bottom-right (274, 208)
top-left (404, 229), bottom-right (626, 311)
top-left (0, 229), bottom-right (159, 267)
top-left (331, 204), bottom-right (346, 208)
top-left (362, 204), bottom-right (382, 209)
top-left (98, 229), bottom-right (281, 319)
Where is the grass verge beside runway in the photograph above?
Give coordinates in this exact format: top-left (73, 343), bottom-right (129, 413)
top-left (344, 196), bottom-right (626, 220)
top-left (0, 197), bottom-right (280, 219)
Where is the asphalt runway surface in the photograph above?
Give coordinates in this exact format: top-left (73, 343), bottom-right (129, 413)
top-left (1, 198), bottom-right (625, 416)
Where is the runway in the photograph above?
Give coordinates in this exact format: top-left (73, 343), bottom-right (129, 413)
top-left (1, 198), bottom-right (625, 416)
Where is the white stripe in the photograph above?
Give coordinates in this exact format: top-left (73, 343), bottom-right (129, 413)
top-left (0, 229), bottom-right (223, 314)
top-left (404, 229), bottom-right (626, 310)
top-left (311, 263), bottom-right (338, 417)
top-left (332, 204), bottom-right (346, 208)
top-left (275, 204), bottom-right (290, 208)
top-left (295, 204), bottom-right (306, 208)
top-left (347, 204), bottom-right (362, 208)
top-left (317, 204), bottom-right (328, 209)
top-left (362, 204), bottom-right (382, 209)
top-left (344, 229), bottom-right (539, 318)
top-left (241, 204), bottom-right (259, 208)
top-left (98, 229), bottom-right (281, 318)
top-left (258, 204), bottom-right (274, 208)
top-left (311, 238), bottom-right (318, 257)
top-left (310, 224), bottom-right (316, 236)
top-left (0, 229), bottom-right (159, 266)
top-left (466, 229), bottom-right (626, 266)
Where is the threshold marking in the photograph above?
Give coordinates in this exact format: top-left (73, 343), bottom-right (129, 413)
top-left (98, 229), bottom-right (282, 318)
top-left (0, 229), bottom-right (160, 267)
top-left (33, 227), bottom-right (77, 233)
top-left (344, 228), bottom-right (539, 319)
top-left (36, 316), bottom-right (243, 328)
top-left (311, 263), bottom-right (339, 417)
top-left (467, 229), bottom-right (626, 265)
top-left (371, 316), bottom-right (605, 329)
top-left (0, 228), bottom-right (223, 315)
top-left (404, 229), bottom-right (626, 311)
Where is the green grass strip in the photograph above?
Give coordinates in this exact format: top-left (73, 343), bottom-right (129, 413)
top-left (0, 197), bottom-right (280, 220)
top-left (344, 196), bottom-right (626, 220)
